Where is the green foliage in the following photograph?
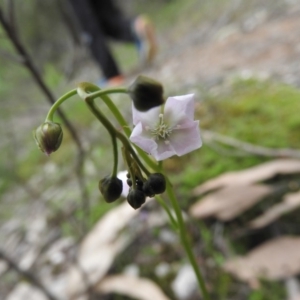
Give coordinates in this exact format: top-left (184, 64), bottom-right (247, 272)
top-left (249, 281), bottom-right (286, 300)
top-left (171, 78), bottom-right (300, 194)
top-left (43, 63), bottom-right (64, 89)
top-left (201, 78), bottom-right (300, 148)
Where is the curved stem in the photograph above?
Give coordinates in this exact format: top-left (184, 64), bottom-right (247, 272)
top-left (99, 93), bottom-right (131, 137)
top-left (115, 130), bottom-right (150, 177)
top-left (46, 89), bottom-right (77, 121)
top-left (84, 100), bottom-right (119, 177)
top-left (81, 92), bottom-right (149, 178)
top-left (166, 180), bottom-right (210, 299)
top-left (77, 83), bottom-right (152, 175)
top-left (76, 84), bottom-right (181, 240)
top-left (100, 93), bottom-right (158, 171)
top-left (78, 82), bottom-right (158, 171)
top-left (111, 135), bottom-right (118, 177)
top-left (89, 87), bottom-right (128, 98)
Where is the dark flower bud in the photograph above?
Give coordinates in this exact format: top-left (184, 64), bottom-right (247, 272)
top-left (143, 173), bottom-right (166, 196)
top-left (34, 121), bottom-right (63, 155)
top-left (127, 188), bottom-right (146, 209)
top-left (128, 75), bottom-right (164, 111)
top-left (127, 179), bottom-right (133, 187)
top-left (99, 176), bottom-right (123, 203)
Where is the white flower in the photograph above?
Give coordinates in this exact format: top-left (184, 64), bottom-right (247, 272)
top-left (117, 170), bottom-right (130, 197)
top-left (130, 94), bottom-right (202, 161)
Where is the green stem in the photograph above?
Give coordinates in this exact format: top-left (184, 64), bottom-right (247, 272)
top-left (79, 87), bottom-right (178, 230)
top-left (76, 82), bottom-right (157, 171)
top-left (155, 195), bottom-right (178, 230)
top-left (117, 131), bottom-right (150, 176)
top-left (80, 95), bottom-right (149, 180)
top-left (77, 83), bottom-right (153, 175)
top-left (166, 180), bottom-right (210, 299)
top-left (98, 93), bottom-right (158, 171)
top-left (46, 89), bottom-right (77, 121)
top-left (84, 100), bottom-right (119, 178)
top-left (111, 135), bottom-right (118, 177)
top-left (99, 93), bottom-right (131, 137)
top-left (50, 83), bottom-right (209, 298)
top-left (88, 87), bottom-right (128, 98)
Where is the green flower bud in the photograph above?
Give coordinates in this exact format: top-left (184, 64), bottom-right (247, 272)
top-left (99, 176), bottom-right (123, 203)
top-left (128, 75), bottom-right (164, 111)
top-left (143, 173), bottom-right (166, 196)
top-left (34, 121), bottom-right (63, 155)
top-left (127, 188), bottom-right (146, 209)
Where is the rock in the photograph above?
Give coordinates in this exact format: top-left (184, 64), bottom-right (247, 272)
top-left (171, 264), bottom-right (198, 300)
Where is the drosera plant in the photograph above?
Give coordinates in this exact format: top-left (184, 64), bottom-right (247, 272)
top-left (34, 75), bottom-right (210, 299)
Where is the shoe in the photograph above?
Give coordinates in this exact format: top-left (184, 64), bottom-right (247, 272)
top-left (107, 75), bottom-right (125, 87)
top-left (133, 15), bottom-right (157, 65)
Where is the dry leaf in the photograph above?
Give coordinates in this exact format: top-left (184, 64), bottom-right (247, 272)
top-left (6, 283), bottom-right (47, 300)
top-left (189, 184), bottom-right (272, 221)
top-left (66, 202), bottom-right (139, 298)
top-left (193, 159), bottom-right (300, 196)
top-left (223, 236), bottom-right (300, 282)
top-left (96, 275), bottom-right (170, 300)
top-left (249, 191), bottom-right (300, 229)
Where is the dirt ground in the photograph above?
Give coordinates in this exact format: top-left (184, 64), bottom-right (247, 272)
top-left (144, 1), bottom-right (300, 90)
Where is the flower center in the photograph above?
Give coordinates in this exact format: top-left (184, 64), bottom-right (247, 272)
top-left (150, 114), bottom-right (173, 140)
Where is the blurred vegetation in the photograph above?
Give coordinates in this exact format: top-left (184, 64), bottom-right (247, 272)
top-left (168, 77), bottom-right (300, 201)
top-left (1, 0), bottom-right (300, 299)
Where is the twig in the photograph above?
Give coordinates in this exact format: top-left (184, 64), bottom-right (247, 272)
top-left (0, 249), bottom-right (58, 300)
top-left (202, 129), bottom-right (300, 159)
top-left (0, 7), bottom-right (82, 153)
top-left (6, 0), bottom-right (16, 37)
top-left (0, 6), bottom-right (90, 233)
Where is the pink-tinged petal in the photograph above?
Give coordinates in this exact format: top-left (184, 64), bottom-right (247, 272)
top-left (130, 122), bottom-right (158, 154)
top-left (176, 113), bottom-right (199, 129)
top-left (132, 104), bottom-right (161, 126)
top-left (164, 94), bottom-right (195, 125)
top-left (169, 121), bottom-right (202, 156)
top-left (130, 93), bottom-right (202, 161)
top-left (153, 140), bottom-right (176, 161)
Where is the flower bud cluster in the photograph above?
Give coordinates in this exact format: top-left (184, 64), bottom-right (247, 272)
top-left (126, 172), bottom-right (166, 209)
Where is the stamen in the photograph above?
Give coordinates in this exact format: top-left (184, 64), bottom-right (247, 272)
top-left (150, 113), bottom-right (173, 141)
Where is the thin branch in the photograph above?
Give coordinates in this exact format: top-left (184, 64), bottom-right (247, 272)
top-left (6, 0), bottom-right (16, 37)
top-left (0, 249), bottom-right (58, 300)
top-left (0, 6), bottom-right (90, 232)
top-left (202, 129), bottom-right (300, 159)
top-left (0, 7), bottom-right (82, 153)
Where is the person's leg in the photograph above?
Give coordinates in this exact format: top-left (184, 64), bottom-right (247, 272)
top-left (69, 0), bottom-right (121, 79)
top-left (91, 0), bottom-right (157, 63)
top-left (91, 0), bottom-right (136, 42)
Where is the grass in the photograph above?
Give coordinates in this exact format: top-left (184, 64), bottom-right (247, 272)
top-left (168, 77), bottom-right (300, 194)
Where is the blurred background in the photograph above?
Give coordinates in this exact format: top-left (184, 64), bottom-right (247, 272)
top-left (1, 0), bottom-right (300, 299)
